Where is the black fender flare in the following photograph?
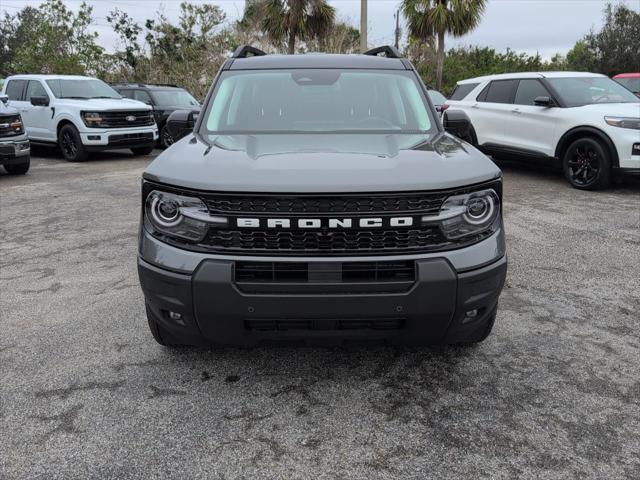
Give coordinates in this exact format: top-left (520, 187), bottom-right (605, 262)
top-left (555, 126), bottom-right (619, 167)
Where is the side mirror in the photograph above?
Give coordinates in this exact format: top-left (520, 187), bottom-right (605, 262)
top-left (443, 109), bottom-right (472, 141)
top-left (435, 104), bottom-right (450, 114)
top-left (30, 96), bottom-right (49, 107)
top-left (166, 109), bottom-right (195, 143)
top-left (0, 94), bottom-right (8, 105)
top-left (533, 96), bottom-right (553, 107)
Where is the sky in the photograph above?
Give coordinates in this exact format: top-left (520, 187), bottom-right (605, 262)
top-left (1, 0), bottom-right (635, 60)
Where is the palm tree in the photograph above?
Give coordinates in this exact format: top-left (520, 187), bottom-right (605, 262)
top-left (241, 0), bottom-right (336, 54)
top-left (402, 0), bottom-right (487, 90)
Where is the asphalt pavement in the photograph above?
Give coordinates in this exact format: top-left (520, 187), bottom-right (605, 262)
top-left (1, 148), bottom-right (639, 479)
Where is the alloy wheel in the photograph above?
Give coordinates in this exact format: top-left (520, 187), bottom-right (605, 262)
top-left (566, 142), bottom-right (601, 187)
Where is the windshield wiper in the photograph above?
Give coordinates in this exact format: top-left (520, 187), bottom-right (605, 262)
top-left (59, 96), bottom-right (90, 99)
top-left (91, 96), bottom-right (120, 99)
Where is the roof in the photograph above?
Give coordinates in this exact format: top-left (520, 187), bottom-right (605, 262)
top-left (457, 71), bottom-right (605, 84)
top-left (5, 74), bottom-right (94, 81)
top-left (228, 53), bottom-right (407, 71)
top-left (613, 73), bottom-right (640, 78)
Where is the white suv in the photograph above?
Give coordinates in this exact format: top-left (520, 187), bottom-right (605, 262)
top-left (446, 72), bottom-right (640, 189)
top-left (1, 75), bottom-right (159, 162)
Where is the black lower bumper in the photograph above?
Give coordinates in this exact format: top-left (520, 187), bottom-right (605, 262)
top-left (138, 255), bottom-right (507, 346)
top-left (613, 167), bottom-right (640, 177)
top-left (85, 133), bottom-right (155, 151)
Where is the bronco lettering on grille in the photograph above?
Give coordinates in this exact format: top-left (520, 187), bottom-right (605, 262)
top-left (236, 217), bottom-right (414, 229)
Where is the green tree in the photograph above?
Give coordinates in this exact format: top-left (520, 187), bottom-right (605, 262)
top-left (587, 3), bottom-right (640, 76)
top-left (106, 9), bottom-right (143, 76)
top-left (565, 40), bottom-right (598, 72)
top-left (242, 0), bottom-right (336, 54)
top-left (9, 0), bottom-right (103, 75)
top-left (402, 0), bottom-right (487, 90)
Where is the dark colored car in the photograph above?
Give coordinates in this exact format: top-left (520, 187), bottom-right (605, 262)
top-left (613, 73), bottom-right (640, 97)
top-left (113, 83), bottom-right (201, 148)
top-left (0, 94), bottom-right (30, 174)
top-left (138, 45), bottom-right (507, 348)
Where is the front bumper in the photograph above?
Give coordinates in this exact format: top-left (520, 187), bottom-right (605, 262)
top-left (79, 126), bottom-right (158, 149)
top-left (138, 228), bottom-right (507, 346)
top-left (0, 138), bottom-right (30, 165)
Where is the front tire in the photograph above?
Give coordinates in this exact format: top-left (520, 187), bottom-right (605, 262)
top-left (562, 137), bottom-right (611, 190)
top-left (131, 145), bottom-right (154, 156)
top-left (4, 159), bottom-right (30, 175)
top-left (58, 124), bottom-right (88, 162)
top-left (159, 125), bottom-right (174, 149)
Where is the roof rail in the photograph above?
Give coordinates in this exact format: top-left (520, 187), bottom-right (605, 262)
top-left (363, 45), bottom-right (402, 59)
top-left (232, 45), bottom-right (267, 59)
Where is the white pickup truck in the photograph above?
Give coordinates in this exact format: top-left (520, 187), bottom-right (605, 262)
top-left (1, 75), bottom-right (158, 161)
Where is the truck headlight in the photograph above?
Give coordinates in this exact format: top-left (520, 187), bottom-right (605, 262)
top-left (81, 111), bottom-right (105, 127)
top-left (422, 188), bottom-right (500, 240)
top-left (10, 116), bottom-right (24, 134)
top-left (145, 190), bottom-right (226, 242)
top-left (604, 116), bottom-right (640, 130)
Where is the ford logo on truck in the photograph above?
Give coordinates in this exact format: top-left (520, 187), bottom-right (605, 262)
top-left (236, 217), bottom-right (414, 229)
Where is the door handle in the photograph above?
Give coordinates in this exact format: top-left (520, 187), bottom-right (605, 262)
top-left (471, 104), bottom-right (480, 109)
top-left (511, 108), bottom-right (521, 114)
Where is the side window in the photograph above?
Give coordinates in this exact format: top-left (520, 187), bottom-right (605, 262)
top-left (6, 80), bottom-right (27, 101)
top-left (450, 83), bottom-right (479, 101)
top-left (514, 79), bottom-right (551, 105)
top-left (119, 89), bottom-right (134, 99)
top-left (478, 80), bottom-right (517, 104)
top-left (26, 80), bottom-right (48, 101)
top-left (134, 90), bottom-right (153, 105)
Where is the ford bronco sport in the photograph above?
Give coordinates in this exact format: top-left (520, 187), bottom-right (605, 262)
top-left (138, 46), bottom-right (507, 347)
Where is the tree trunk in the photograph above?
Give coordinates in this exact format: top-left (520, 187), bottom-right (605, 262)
top-left (288, 30), bottom-right (296, 54)
top-left (436, 30), bottom-right (445, 90)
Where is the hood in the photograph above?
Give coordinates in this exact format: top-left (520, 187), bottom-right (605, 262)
top-left (0, 101), bottom-right (18, 115)
top-left (578, 102), bottom-right (640, 116)
top-left (144, 132), bottom-right (501, 193)
top-left (60, 97), bottom-right (151, 111)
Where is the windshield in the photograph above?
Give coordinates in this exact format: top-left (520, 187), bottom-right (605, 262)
top-left (428, 90), bottom-right (447, 105)
top-left (201, 69), bottom-right (435, 136)
top-left (46, 78), bottom-right (121, 99)
top-left (614, 77), bottom-right (640, 94)
top-left (547, 76), bottom-right (639, 107)
top-left (150, 89), bottom-right (199, 106)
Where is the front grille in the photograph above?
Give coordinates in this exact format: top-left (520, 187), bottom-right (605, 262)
top-left (0, 145), bottom-right (14, 157)
top-left (108, 132), bottom-right (154, 145)
top-left (205, 228), bottom-right (448, 255)
top-left (0, 115), bottom-right (22, 137)
top-left (245, 318), bottom-right (405, 332)
top-left (235, 260), bottom-right (415, 283)
top-left (147, 181), bottom-right (501, 256)
top-left (205, 193), bottom-right (447, 214)
top-left (92, 110), bottom-right (155, 128)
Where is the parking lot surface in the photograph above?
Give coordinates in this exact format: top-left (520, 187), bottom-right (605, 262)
top-left (1, 149), bottom-right (639, 479)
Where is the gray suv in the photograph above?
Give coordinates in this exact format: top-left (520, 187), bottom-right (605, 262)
top-left (0, 94), bottom-right (30, 174)
top-left (138, 46), bottom-right (507, 347)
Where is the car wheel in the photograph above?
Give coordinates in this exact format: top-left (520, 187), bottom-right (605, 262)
top-left (159, 125), bottom-right (174, 149)
top-left (4, 159), bottom-right (30, 175)
top-left (131, 145), bottom-right (154, 156)
top-left (58, 124), bottom-right (88, 162)
top-left (562, 137), bottom-right (611, 190)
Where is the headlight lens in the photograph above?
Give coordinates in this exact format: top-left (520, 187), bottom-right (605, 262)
top-left (10, 116), bottom-right (23, 134)
top-left (422, 188), bottom-right (500, 240)
top-left (604, 116), bottom-right (640, 130)
top-left (145, 190), bottom-right (226, 242)
top-left (81, 111), bottom-right (104, 127)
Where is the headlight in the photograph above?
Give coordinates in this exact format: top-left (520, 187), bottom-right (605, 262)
top-left (604, 116), bottom-right (640, 130)
top-left (422, 188), bottom-right (500, 240)
top-left (145, 190), bottom-right (226, 242)
top-left (81, 111), bottom-right (105, 127)
top-left (10, 116), bottom-right (23, 134)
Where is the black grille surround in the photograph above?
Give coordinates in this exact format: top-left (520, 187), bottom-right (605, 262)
top-left (144, 180), bottom-right (502, 256)
top-left (83, 110), bottom-right (155, 128)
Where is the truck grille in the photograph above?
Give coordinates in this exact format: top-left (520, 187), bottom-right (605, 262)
top-left (92, 110), bottom-right (154, 128)
top-left (147, 182), bottom-right (501, 256)
top-left (204, 228), bottom-right (448, 254)
top-left (205, 193), bottom-right (447, 214)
